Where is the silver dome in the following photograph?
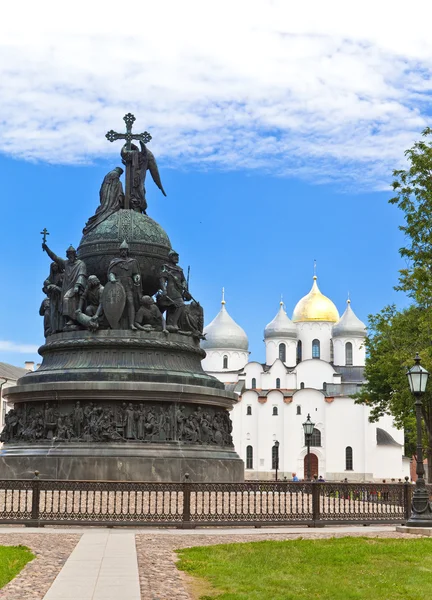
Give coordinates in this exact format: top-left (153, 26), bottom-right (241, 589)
top-left (202, 303), bottom-right (249, 351)
top-left (264, 303), bottom-right (297, 340)
top-left (332, 301), bottom-right (366, 338)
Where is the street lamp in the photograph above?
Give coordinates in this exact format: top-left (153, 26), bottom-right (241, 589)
top-left (302, 413), bottom-right (315, 481)
top-left (274, 440), bottom-right (280, 481)
top-left (406, 353), bottom-right (432, 526)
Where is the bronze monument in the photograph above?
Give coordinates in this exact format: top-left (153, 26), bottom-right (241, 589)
top-left (0, 114), bottom-right (243, 482)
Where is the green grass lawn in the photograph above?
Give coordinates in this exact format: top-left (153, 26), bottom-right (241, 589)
top-left (176, 537), bottom-right (432, 600)
top-left (0, 545), bottom-right (35, 589)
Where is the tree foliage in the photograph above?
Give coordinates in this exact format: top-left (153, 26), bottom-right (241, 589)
top-left (390, 127), bottom-right (432, 308)
top-left (355, 305), bottom-right (431, 457)
top-left (358, 128), bottom-right (432, 471)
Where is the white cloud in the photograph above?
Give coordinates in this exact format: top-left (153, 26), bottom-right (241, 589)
top-left (1, 0), bottom-right (432, 188)
top-left (0, 341), bottom-right (39, 354)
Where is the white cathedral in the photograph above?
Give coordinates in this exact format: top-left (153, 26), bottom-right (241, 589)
top-left (202, 276), bottom-right (410, 482)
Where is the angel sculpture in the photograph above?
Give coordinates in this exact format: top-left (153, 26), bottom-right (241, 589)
top-left (121, 141), bottom-right (166, 214)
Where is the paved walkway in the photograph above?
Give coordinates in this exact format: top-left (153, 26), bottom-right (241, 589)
top-left (42, 531), bottom-right (140, 600)
top-left (1, 524), bottom-right (396, 535)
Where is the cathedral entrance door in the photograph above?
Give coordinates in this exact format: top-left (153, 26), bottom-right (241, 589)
top-left (304, 453), bottom-right (318, 479)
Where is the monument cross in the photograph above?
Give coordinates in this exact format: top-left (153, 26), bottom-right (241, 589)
top-left (40, 228), bottom-right (49, 244)
top-left (106, 113), bottom-right (152, 209)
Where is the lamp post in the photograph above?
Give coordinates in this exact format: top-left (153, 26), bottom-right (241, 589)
top-left (274, 440), bottom-right (280, 481)
top-left (406, 353), bottom-right (432, 526)
top-left (302, 413), bottom-right (315, 481)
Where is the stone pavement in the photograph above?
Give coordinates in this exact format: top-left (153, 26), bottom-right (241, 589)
top-left (42, 530), bottom-right (140, 600)
top-left (0, 525), bottom-right (423, 600)
top-left (0, 524), bottom-right (399, 536)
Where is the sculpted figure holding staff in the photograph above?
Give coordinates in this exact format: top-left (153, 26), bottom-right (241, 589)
top-left (42, 242), bottom-right (87, 328)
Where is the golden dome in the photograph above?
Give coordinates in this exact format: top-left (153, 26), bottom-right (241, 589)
top-left (292, 276), bottom-right (339, 323)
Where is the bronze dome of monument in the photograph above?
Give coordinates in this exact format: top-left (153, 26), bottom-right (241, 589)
top-left (78, 209), bottom-right (172, 296)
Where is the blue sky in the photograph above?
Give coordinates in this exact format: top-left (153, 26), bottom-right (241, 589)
top-left (1, 0), bottom-right (430, 368)
top-left (0, 151), bottom-right (407, 368)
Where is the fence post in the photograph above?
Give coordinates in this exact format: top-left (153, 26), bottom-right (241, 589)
top-left (312, 481), bottom-right (323, 526)
top-left (403, 476), bottom-right (412, 522)
top-left (27, 470), bottom-right (41, 527)
top-left (180, 472), bottom-right (193, 529)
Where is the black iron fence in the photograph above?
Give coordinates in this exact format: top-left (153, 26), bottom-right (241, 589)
top-left (0, 475), bottom-right (421, 528)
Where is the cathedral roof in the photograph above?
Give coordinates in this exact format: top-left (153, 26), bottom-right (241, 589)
top-left (332, 300), bottom-right (366, 338)
top-left (264, 303), bottom-right (297, 340)
top-left (376, 428), bottom-right (403, 447)
top-left (334, 366), bottom-right (365, 383)
top-left (292, 276), bottom-right (339, 323)
top-left (202, 294), bottom-right (249, 352)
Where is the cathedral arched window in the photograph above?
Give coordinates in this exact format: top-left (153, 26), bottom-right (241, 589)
top-left (312, 339), bottom-right (320, 359)
top-left (296, 340), bottom-right (302, 364)
top-left (345, 446), bottom-right (353, 470)
top-left (223, 355), bottom-right (228, 369)
top-left (305, 428), bottom-right (321, 447)
top-left (296, 405), bottom-right (301, 415)
top-left (246, 445), bottom-right (253, 469)
top-left (246, 405), bottom-right (252, 416)
top-left (345, 342), bottom-right (353, 366)
top-left (330, 339), bottom-right (334, 363)
top-left (272, 444), bottom-right (279, 469)
top-left (300, 382), bottom-right (305, 389)
top-left (276, 378), bottom-right (281, 389)
top-left (279, 343), bottom-right (286, 362)
top-left (251, 377), bottom-right (256, 389)
top-left (272, 406), bottom-right (278, 416)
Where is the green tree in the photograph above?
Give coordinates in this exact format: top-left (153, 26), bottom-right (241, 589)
top-left (357, 128), bottom-right (432, 479)
top-left (355, 305), bottom-right (431, 467)
top-left (391, 127), bottom-right (432, 309)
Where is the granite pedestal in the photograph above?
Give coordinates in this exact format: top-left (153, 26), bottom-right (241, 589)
top-left (2, 330), bottom-right (244, 482)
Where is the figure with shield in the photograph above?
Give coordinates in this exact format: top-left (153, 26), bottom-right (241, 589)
top-left (103, 240), bottom-right (141, 330)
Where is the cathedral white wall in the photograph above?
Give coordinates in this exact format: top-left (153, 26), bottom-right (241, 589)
top-left (243, 362), bottom-right (264, 388)
top-left (261, 360), bottom-right (289, 390)
top-left (324, 398), bottom-right (369, 480)
top-left (201, 349), bottom-right (248, 373)
top-left (243, 361), bottom-right (297, 390)
top-left (230, 387), bottom-right (407, 481)
top-left (265, 339), bottom-right (296, 366)
top-left (333, 336), bottom-right (366, 367)
top-left (232, 390), bottom-right (259, 470)
top-left (205, 371), bottom-right (240, 384)
top-left (372, 447), bottom-right (408, 480)
top-left (295, 359), bottom-right (336, 390)
top-left (296, 322), bottom-right (333, 361)
top-left (290, 389), bottom-right (325, 478)
top-left (363, 413), bottom-right (407, 480)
